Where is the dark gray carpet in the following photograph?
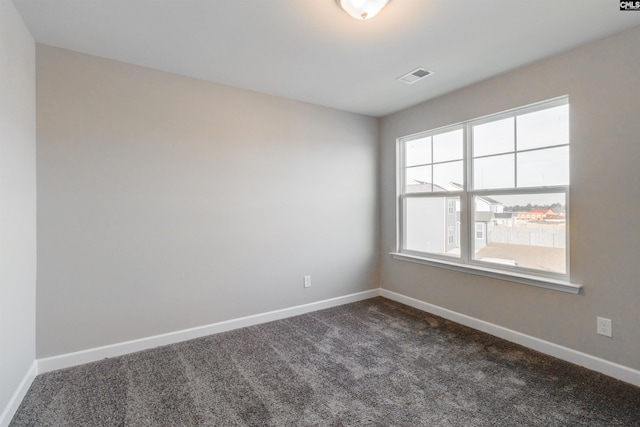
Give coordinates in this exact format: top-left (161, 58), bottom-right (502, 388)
top-left (11, 297), bottom-right (640, 426)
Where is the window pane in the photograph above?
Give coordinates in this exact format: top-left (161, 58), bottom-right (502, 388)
top-left (473, 117), bottom-right (514, 157)
top-left (405, 197), bottom-right (460, 257)
top-left (406, 137), bottom-right (431, 167)
top-left (472, 193), bottom-right (566, 274)
top-left (433, 161), bottom-right (463, 191)
top-left (517, 146), bottom-right (569, 187)
top-left (406, 165), bottom-right (432, 193)
top-left (433, 129), bottom-right (463, 163)
top-left (517, 105), bottom-right (569, 151)
top-left (473, 154), bottom-right (514, 189)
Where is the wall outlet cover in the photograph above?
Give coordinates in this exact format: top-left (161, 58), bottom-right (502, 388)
top-left (597, 317), bottom-right (612, 337)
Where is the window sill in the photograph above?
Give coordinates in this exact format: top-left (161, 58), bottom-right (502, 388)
top-left (390, 252), bottom-right (582, 294)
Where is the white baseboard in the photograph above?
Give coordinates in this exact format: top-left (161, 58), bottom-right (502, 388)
top-left (38, 289), bottom-right (382, 374)
top-left (380, 289), bottom-right (640, 387)
top-left (28, 286), bottom-right (639, 409)
top-left (0, 360), bottom-right (37, 427)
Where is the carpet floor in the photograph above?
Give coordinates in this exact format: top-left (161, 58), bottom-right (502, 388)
top-left (11, 297), bottom-right (640, 426)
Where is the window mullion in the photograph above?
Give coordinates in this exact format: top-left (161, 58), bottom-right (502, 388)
top-left (430, 136), bottom-right (434, 192)
top-left (397, 140), bottom-right (406, 252)
top-left (462, 123), bottom-right (472, 264)
top-left (514, 116), bottom-right (518, 188)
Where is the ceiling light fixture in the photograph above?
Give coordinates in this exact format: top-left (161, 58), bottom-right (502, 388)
top-left (335, 0), bottom-right (391, 20)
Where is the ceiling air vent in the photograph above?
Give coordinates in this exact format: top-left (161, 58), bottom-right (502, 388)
top-left (396, 67), bottom-right (433, 84)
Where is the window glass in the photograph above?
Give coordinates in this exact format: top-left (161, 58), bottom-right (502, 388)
top-left (517, 146), bottom-right (569, 187)
top-left (433, 161), bottom-right (463, 191)
top-left (405, 165), bottom-right (432, 193)
top-left (406, 137), bottom-right (431, 167)
top-left (473, 117), bottom-right (514, 157)
top-left (433, 129), bottom-right (463, 163)
top-left (473, 154), bottom-right (515, 190)
top-left (405, 197), bottom-right (460, 258)
top-left (472, 193), bottom-right (566, 274)
top-left (517, 105), bottom-right (569, 151)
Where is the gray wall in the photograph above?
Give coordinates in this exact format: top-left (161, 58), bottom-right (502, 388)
top-left (36, 45), bottom-right (379, 358)
top-left (380, 26), bottom-right (640, 370)
top-left (0, 0), bottom-right (37, 414)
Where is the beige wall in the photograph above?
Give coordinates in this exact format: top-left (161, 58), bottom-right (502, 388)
top-left (380, 26), bottom-right (640, 370)
top-left (36, 45), bottom-right (379, 358)
top-left (0, 0), bottom-right (37, 415)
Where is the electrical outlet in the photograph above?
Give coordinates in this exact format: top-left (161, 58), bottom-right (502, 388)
top-left (304, 275), bottom-right (311, 288)
top-left (597, 317), bottom-right (612, 337)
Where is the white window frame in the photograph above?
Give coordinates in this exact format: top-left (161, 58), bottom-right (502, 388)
top-left (392, 96), bottom-right (582, 294)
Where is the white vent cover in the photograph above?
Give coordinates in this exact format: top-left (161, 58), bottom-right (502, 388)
top-left (396, 67), bottom-right (433, 84)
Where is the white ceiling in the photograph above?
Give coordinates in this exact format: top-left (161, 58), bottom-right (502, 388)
top-left (12, 0), bottom-right (640, 117)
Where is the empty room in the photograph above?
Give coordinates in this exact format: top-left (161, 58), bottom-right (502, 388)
top-left (2, 0), bottom-right (639, 425)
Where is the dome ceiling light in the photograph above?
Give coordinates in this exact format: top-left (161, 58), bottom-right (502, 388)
top-left (335, 0), bottom-right (391, 20)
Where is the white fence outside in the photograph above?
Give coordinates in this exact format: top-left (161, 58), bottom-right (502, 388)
top-left (488, 223), bottom-right (565, 248)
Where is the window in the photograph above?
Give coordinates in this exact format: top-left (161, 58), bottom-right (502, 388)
top-left (397, 97), bottom-right (571, 286)
top-left (447, 200), bottom-right (456, 215)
